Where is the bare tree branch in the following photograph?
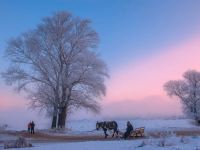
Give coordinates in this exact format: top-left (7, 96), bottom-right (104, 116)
top-left (1, 11), bottom-right (108, 129)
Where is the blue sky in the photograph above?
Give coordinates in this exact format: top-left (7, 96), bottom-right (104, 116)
top-left (1, 0), bottom-right (200, 127)
top-left (1, 0), bottom-right (200, 72)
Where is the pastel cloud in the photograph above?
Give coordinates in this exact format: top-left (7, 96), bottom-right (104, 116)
top-left (102, 36), bottom-right (200, 117)
top-left (0, 88), bottom-right (48, 129)
top-left (101, 95), bottom-right (182, 118)
top-left (0, 89), bottom-right (26, 110)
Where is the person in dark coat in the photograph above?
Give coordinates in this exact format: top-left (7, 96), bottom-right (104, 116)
top-left (123, 121), bottom-right (133, 139)
top-left (30, 121), bottom-right (35, 134)
top-left (27, 122), bottom-right (31, 133)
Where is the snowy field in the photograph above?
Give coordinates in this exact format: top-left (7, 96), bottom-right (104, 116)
top-left (1, 118), bottom-right (200, 150)
top-left (7, 136), bottom-right (200, 150)
top-left (32, 118), bottom-right (198, 137)
top-left (1, 118), bottom-right (196, 133)
top-left (67, 118), bottom-right (196, 132)
top-left (63, 118), bottom-right (197, 135)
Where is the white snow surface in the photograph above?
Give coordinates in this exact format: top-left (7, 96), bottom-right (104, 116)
top-left (66, 118), bottom-right (196, 132)
top-left (2, 118), bottom-right (196, 132)
top-left (1, 118), bottom-right (200, 150)
top-left (36, 118), bottom-right (197, 136)
top-left (0, 133), bottom-right (17, 141)
top-left (7, 136), bottom-right (200, 150)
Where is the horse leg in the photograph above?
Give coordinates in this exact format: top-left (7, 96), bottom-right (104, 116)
top-left (103, 128), bottom-right (108, 138)
top-left (116, 130), bottom-right (119, 137)
top-left (111, 128), bottom-right (115, 138)
top-left (112, 129), bottom-right (115, 138)
top-left (113, 128), bottom-right (118, 138)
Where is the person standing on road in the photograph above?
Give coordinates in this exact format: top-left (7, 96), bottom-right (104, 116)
top-left (30, 121), bottom-right (35, 134)
top-left (27, 122), bottom-right (31, 133)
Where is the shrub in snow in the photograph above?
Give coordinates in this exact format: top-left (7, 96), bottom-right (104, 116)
top-left (180, 136), bottom-right (189, 144)
top-left (138, 140), bottom-right (148, 147)
top-left (4, 137), bottom-right (32, 149)
top-left (0, 124), bottom-right (8, 130)
top-left (158, 138), bottom-right (166, 147)
top-left (159, 130), bottom-right (175, 138)
top-left (137, 139), bottom-right (157, 148)
top-left (158, 137), bottom-right (177, 147)
top-left (192, 135), bottom-right (198, 139)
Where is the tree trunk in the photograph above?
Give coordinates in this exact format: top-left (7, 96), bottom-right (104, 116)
top-left (51, 107), bottom-right (58, 129)
top-left (51, 115), bottom-right (57, 129)
top-left (58, 106), bottom-right (67, 129)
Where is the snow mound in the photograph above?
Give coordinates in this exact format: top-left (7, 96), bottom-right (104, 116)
top-left (4, 137), bottom-right (32, 149)
top-left (0, 124), bottom-right (8, 131)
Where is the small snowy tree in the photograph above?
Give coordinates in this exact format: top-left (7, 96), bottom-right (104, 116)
top-left (1, 11), bottom-right (108, 129)
top-left (164, 70), bottom-right (200, 122)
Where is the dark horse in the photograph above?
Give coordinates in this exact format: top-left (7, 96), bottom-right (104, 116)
top-left (96, 121), bottom-right (119, 138)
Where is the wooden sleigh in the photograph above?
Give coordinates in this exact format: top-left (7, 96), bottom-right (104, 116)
top-left (130, 127), bottom-right (145, 138)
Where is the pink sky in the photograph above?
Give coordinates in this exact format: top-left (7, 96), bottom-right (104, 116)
top-left (1, 35), bottom-right (200, 120)
top-left (102, 35), bottom-right (200, 118)
top-left (0, 89), bottom-right (25, 110)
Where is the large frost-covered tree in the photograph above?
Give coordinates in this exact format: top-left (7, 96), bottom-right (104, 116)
top-left (1, 11), bottom-right (108, 129)
top-left (164, 70), bottom-right (200, 122)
